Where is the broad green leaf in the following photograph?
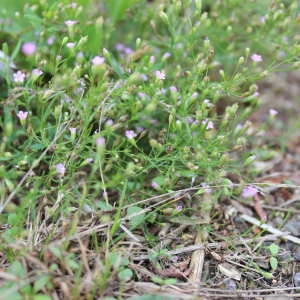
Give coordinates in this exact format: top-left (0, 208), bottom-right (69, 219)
top-left (270, 257), bottom-right (278, 270)
top-left (34, 275), bottom-right (51, 292)
top-left (164, 278), bottom-right (177, 285)
top-left (48, 246), bottom-right (62, 258)
top-left (261, 271), bottom-right (273, 279)
top-left (118, 268), bottom-right (133, 281)
top-left (269, 243), bottom-right (279, 256)
top-left (8, 261), bottom-right (26, 278)
top-left (127, 206), bottom-right (145, 227)
top-left (33, 295), bottom-right (52, 300)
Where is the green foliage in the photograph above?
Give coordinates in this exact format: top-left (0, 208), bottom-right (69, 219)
top-left (105, 0), bottom-right (142, 22)
top-left (269, 256), bottom-right (278, 271)
top-left (268, 243), bottom-right (280, 271)
top-left (118, 268), bottom-right (133, 281)
top-left (0, 0), bottom-right (299, 296)
top-left (151, 276), bottom-right (177, 285)
top-left (268, 243), bottom-right (279, 256)
top-left (127, 205), bottom-right (145, 228)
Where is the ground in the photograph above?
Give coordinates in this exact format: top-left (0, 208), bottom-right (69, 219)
top-left (1, 1), bottom-right (300, 299)
top-left (122, 71), bottom-right (300, 299)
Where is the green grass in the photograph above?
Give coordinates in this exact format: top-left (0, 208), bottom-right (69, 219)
top-left (0, 0), bottom-right (299, 298)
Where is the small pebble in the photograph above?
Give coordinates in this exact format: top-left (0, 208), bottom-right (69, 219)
top-left (294, 247), bottom-right (300, 262)
top-left (224, 278), bottom-right (236, 290)
top-left (233, 216), bottom-right (248, 231)
top-left (284, 219), bottom-right (300, 236)
top-left (294, 272), bottom-right (300, 287)
top-left (278, 250), bottom-right (292, 262)
top-left (256, 259), bottom-right (270, 270)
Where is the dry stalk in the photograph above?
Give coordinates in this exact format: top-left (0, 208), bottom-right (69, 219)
top-left (240, 214), bottom-right (300, 245)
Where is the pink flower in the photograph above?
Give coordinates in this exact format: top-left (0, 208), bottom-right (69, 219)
top-left (251, 53), bottom-right (263, 62)
top-left (260, 17), bottom-right (266, 24)
top-left (77, 52), bottom-right (84, 59)
top-left (115, 43), bottom-right (125, 52)
top-left (125, 130), bottom-right (137, 139)
top-left (171, 256), bottom-right (179, 263)
top-left (235, 123), bottom-right (243, 131)
top-left (47, 36), bottom-right (55, 45)
top-left (158, 88), bottom-right (166, 95)
top-left (186, 117), bottom-right (194, 124)
top-left (151, 181), bottom-right (159, 189)
top-left (69, 127), bottom-right (77, 135)
top-left (69, 2), bottom-right (77, 9)
top-left (105, 119), bottom-right (114, 126)
top-left (155, 70), bottom-right (166, 80)
top-left (124, 47), bottom-right (133, 55)
top-left (169, 86), bottom-right (177, 93)
top-left (86, 157), bottom-right (94, 163)
top-left (13, 71), bottom-right (26, 83)
top-left (201, 183), bottom-right (212, 194)
top-left (176, 203), bottom-right (183, 211)
top-left (253, 91), bottom-right (260, 97)
top-left (242, 185), bottom-right (258, 198)
top-left (31, 68), bottom-right (43, 77)
top-left (191, 92), bottom-right (198, 99)
top-left (21, 42), bottom-right (37, 56)
top-left (16, 110), bottom-right (28, 120)
top-left (96, 137), bottom-right (106, 146)
top-left (66, 42), bottom-right (75, 48)
top-left (56, 163), bottom-right (66, 176)
top-left (206, 121), bottom-right (214, 130)
top-left (91, 56), bottom-right (105, 66)
top-left (149, 56), bottom-right (155, 64)
top-left (269, 108), bottom-right (278, 117)
top-left (140, 74), bottom-right (148, 81)
top-left (162, 52), bottom-right (171, 60)
top-left (150, 119), bottom-right (158, 124)
top-left (202, 119), bottom-right (214, 130)
top-left (64, 20), bottom-right (77, 26)
top-left (136, 126), bottom-right (144, 133)
top-left (138, 92), bottom-right (146, 98)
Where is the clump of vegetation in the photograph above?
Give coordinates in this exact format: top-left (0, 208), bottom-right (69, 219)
top-left (0, 0), bottom-right (299, 298)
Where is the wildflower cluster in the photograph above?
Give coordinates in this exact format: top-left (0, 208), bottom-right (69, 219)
top-left (0, 1), bottom-right (299, 294)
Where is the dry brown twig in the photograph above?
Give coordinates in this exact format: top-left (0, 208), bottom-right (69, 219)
top-left (189, 192), bottom-right (212, 286)
top-left (130, 281), bottom-right (300, 299)
top-left (133, 233), bottom-right (283, 262)
top-left (240, 213), bottom-right (300, 245)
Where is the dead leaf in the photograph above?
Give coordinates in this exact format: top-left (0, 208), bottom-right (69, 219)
top-left (210, 251), bottom-right (222, 261)
top-left (218, 263), bottom-right (241, 281)
top-left (170, 216), bottom-right (208, 225)
top-left (254, 195), bottom-right (267, 221)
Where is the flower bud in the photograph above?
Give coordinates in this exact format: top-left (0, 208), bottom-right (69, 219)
top-left (195, 0), bottom-right (202, 12)
top-left (238, 56), bottom-right (245, 64)
top-left (219, 69), bottom-right (225, 79)
top-left (61, 36), bottom-right (68, 46)
top-left (244, 155), bottom-right (256, 166)
top-left (136, 37), bottom-right (141, 48)
top-left (204, 38), bottom-right (210, 49)
top-left (102, 48), bottom-right (111, 60)
top-left (77, 36), bottom-right (88, 48)
top-left (159, 11), bottom-right (169, 25)
top-left (175, 120), bottom-right (182, 131)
